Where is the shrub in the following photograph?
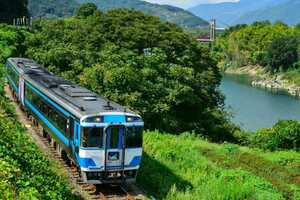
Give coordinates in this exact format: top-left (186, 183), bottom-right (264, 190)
top-left (267, 36), bottom-right (299, 72)
top-left (253, 120), bottom-right (300, 151)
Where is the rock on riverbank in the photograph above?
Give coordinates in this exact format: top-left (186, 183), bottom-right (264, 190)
top-left (225, 65), bottom-right (300, 98)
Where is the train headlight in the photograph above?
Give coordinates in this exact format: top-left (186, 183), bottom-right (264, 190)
top-left (127, 116), bottom-right (134, 122)
top-left (83, 116), bottom-right (103, 123)
top-left (95, 117), bottom-right (102, 122)
top-left (126, 116), bottom-right (141, 122)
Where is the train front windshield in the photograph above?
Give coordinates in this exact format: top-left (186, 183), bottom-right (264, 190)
top-left (126, 127), bottom-right (143, 148)
top-left (82, 127), bottom-right (104, 148)
top-left (81, 126), bottom-right (143, 149)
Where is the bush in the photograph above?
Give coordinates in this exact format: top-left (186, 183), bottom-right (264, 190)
top-left (253, 120), bottom-right (300, 151)
top-left (267, 36), bottom-right (299, 72)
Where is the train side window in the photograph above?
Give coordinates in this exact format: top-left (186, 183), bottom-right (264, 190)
top-left (82, 127), bottom-right (103, 148)
top-left (25, 86), bottom-right (69, 138)
top-left (69, 119), bottom-right (74, 139)
top-left (126, 127), bottom-right (143, 148)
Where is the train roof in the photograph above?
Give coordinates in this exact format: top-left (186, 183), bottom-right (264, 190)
top-left (8, 58), bottom-right (136, 119)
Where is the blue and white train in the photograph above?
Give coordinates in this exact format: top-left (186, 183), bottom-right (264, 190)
top-left (6, 58), bottom-right (144, 184)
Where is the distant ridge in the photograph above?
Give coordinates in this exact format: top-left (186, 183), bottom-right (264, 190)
top-left (28, 0), bottom-right (208, 27)
top-left (234, 0), bottom-right (300, 25)
top-left (188, 0), bottom-right (288, 26)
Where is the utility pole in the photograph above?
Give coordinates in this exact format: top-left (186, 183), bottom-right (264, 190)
top-left (210, 19), bottom-right (216, 42)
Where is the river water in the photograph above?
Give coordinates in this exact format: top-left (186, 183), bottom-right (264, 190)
top-left (220, 74), bottom-right (300, 131)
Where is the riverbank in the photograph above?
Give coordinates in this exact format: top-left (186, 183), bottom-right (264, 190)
top-left (225, 65), bottom-right (300, 98)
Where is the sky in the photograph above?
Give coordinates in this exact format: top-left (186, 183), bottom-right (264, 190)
top-left (144, 0), bottom-right (239, 9)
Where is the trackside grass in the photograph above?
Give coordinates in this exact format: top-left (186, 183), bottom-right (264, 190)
top-left (138, 131), bottom-right (300, 200)
top-left (0, 93), bottom-right (80, 199)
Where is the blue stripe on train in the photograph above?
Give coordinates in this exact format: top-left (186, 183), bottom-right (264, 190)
top-left (104, 115), bottom-right (126, 123)
top-left (7, 76), bottom-right (18, 93)
top-left (25, 99), bottom-right (70, 146)
top-left (81, 156), bottom-right (142, 170)
top-left (79, 157), bottom-right (97, 168)
top-left (25, 82), bottom-right (70, 117)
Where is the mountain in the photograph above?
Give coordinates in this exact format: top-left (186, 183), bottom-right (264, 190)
top-left (76, 0), bottom-right (208, 27)
top-left (234, 0), bottom-right (300, 25)
top-left (188, 0), bottom-right (286, 26)
top-left (28, 0), bottom-right (208, 27)
top-left (28, 0), bottom-right (79, 18)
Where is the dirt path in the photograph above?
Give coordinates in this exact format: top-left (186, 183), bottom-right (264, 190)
top-left (200, 147), bottom-right (300, 200)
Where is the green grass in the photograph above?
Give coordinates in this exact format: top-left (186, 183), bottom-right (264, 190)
top-left (0, 94), bottom-right (80, 199)
top-left (138, 131), bottom-right (300, 200)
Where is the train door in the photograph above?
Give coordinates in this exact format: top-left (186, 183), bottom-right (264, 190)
top-left (19, 74), bottom-right (25, 105)
top-left (105, 125), bottom-right (125, 170)
top-left (71, 119), bottom-right (80, 160)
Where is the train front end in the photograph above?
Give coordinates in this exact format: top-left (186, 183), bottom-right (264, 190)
top-left (78, 113), bottom-right (143, 184)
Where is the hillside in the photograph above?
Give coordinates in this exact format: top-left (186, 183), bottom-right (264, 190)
top-left (28, 0), bottom-right (208, 27)
top-left (188, 0), bottom-right (286, 26)
top-left (139, 131), bottom-right (300, 199)
top-left (28, 0), bottom-right (79, 18)
top-left (234, 0), bottom-right (300, 25)
top-left (77, 0), bottom-right (208, 27)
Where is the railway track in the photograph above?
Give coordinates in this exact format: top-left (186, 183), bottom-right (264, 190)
top-left (5, 85), bottom-right (146, 200)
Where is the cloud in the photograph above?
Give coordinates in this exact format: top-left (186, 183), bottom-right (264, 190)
top-left (144, 0), bottom-right (239, 8)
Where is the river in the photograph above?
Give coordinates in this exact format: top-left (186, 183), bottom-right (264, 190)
top-left (221, 74), bottom-right (300, 131)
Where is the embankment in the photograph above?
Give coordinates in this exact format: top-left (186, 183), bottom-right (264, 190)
top-left (225, 65), bottom-right (300, 98)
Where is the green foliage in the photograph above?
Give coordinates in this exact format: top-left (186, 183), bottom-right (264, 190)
top-left (216, 22), bottom-right (296, 69)
top-left (0, 94), bottom-right (79, 199)
top-left (139, 131), bottom-right (300, 199)
top-left (26, 10), bottom-right (237, 142)
top-left (0, 24), bottom-right (28, 61)
top-left (281, 66), bottom-right (300, 86)
top-left (253, 120), bottom-right (300, 151)
top-left (0, 24), bottom-right (78, 199)
top-left (267, 36), bottom-right (299, 72)
top-left (76, 3), bottom-right (98, 18)
top-left (0, 0), bottom-right (28, 23)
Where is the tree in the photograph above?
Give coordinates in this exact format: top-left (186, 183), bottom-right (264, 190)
top-left (0, 0), bottom-right (28, 23)
top-left (267, 35), bottom-right (299, 72)
top-left (27, 9), bottom-right (237, 142)
top-left (76, 3), bottom-right (97, 18)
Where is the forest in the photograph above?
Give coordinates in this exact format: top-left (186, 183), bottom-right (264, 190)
top-left (0, 2), bottom-right (300, 200)
top-left (215, 21), bottom-right (300, 84)
top-left (0, 0), bottom-right (28, 23)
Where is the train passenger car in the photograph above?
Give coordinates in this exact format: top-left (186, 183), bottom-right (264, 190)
top-left (5, 58), bottom-right (144, 184)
